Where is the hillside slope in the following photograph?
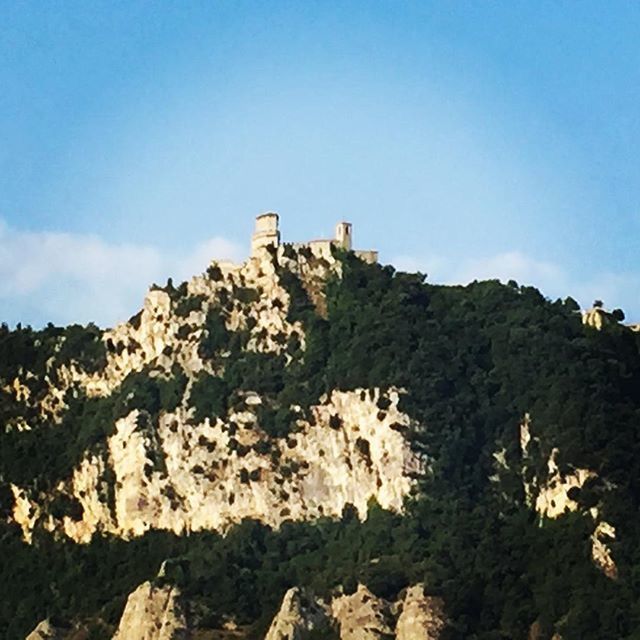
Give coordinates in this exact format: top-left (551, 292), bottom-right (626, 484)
top-left (2, 244), bottom-right (640, 639)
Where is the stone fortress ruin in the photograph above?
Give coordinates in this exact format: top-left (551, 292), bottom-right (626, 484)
top-left (250, 212), bottom-right (378, 263)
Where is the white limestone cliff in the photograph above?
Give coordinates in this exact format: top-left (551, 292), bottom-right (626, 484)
top-left (12, 387), bottom-right (423, 542)
top-left (534, 449), bottom-right (594, 519)
top-left (591, 521), bottom-right (618, 580)
top-left (536, 468), bottom-right (618, 580)
top-left (582, 307), bottom-right (611, 331)
top-left (11, 484), bottom-right (41, 544)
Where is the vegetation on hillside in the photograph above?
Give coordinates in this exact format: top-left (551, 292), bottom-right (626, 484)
top-left (1, 251), bottom-right (640, 638)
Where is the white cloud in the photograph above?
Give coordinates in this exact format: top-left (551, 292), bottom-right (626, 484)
top-left (0, 219), bottom-right (244, 328)
top-left (455, 251), bottom-right (564, 289)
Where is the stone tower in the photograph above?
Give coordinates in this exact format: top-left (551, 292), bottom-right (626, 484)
top-left (251, 212), bottom-right (280, 255)
top-left (335, 222), bottom-right (353, 250)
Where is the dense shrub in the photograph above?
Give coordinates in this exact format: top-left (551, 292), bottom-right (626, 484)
top-left (198, 309), bottom-right (231, 360)
top-left (189, 373), bottom-right (229, 423)
top-left (57, 323), bottom-right (107, 373)
top-left (174, 294), bottom-right (206, 318)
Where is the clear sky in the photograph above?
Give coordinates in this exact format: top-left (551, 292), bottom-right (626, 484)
top-left (1, 2), bottom-right (639, 327)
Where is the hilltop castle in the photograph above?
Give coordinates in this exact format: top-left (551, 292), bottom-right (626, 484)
top-left (250, 212), bottom-right (378, 263)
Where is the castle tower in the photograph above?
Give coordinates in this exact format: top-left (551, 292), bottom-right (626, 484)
top-left (251, 212), bottom-right (280, 255)
top-left (335, 222), bottom-right (353, 250)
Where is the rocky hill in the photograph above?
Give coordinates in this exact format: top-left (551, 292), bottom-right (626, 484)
top-left (2, 239), bottom-right (640, 639)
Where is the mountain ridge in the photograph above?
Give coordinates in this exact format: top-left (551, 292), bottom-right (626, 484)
top-left (2, 233), bottom-right (640, 639)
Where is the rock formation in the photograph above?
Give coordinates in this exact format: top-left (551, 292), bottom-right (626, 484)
top-left (11, 387), bottom-right (422, 542)
top-left (263, 584), bottom-right (446, 640)
top-left (264, 587), bottom-right (333, 640)
top-left (8, 241), bottom-right (333, 428)
top-left (6, 239), bottom-right (423, 543)
top-left (591, 521), bottom-right (618, 580)
top-left (534, 449), bottom-right (594, 519)
top-left (25, 620), bottom-right (63, 640)
top-left (505, 416), bottom-right (619, 581)
top-left (112, 581), bottom-right (187, 640)
top-left (395, 586), bottom-right (446, 640)
top-left (331, 584), bottom-right (395, 640)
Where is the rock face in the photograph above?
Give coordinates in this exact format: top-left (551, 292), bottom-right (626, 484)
top-left (108, 582), bottom-right (445, 640)
top-left (395, 586), bottom-right (446, 640)
top-left (8, 245), bottom-right (423, 543)
top-left (101, 387), bottom-right (418, 539)
top-left (264, 587), bottom-right (332, 640)
top-left (263, 584), bottom-right (446, 640)
top-left (8, 246), bottom-right (330, 429)
top-left (591, 521), bottom-right (618, 580)
top-left (534, 455), bottom-right (593, 519)
top-left (518, 421), bottom-right (618, 581)
top-left (112, 581), bottom-right (187, 640)
top-left (25, 619), bottom-right (63, 640)
top-left (331, 585), bottom-right (395, 640)
top-left (12, 386), bottom-right (422, 542)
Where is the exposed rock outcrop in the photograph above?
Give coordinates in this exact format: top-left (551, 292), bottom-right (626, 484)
top-left (331, 585), bottom-right (394, 640)
top-left (8, 243), bottom-right (424, 544)
top-left (532, 449), bottom-right (620, 578)
top-left (582, 307), bottom-right (611, 330)
top-left (25, 619), bottom-right (63, 640)
top-left (395, 586), bottom-right (446, 640)
top-left (10, 246), bottom-right (335, 428)
top-left (591, 521), bottom-right (618, 579)
top-left (518, 419), bottom-right (618, 580)
top-left (534, 457), bottom-right (593, 519)
top-left (108, 581), bottom-right (446, 640)
top-left (264, 587), bottom-right (333, 640)
top-left (112, 581), bottom-right (187, 640)
top-left (11, 484), bottom-right (41, 544)
top-left (263, 584), bottom-right (446, 640)
top-left (13, 387), bottom-right (422, 542)
top-left (582, 305), bottom-right (627, 331)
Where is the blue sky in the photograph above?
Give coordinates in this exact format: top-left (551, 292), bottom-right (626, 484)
top-left (1, 2), bottom-right (639, 326)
